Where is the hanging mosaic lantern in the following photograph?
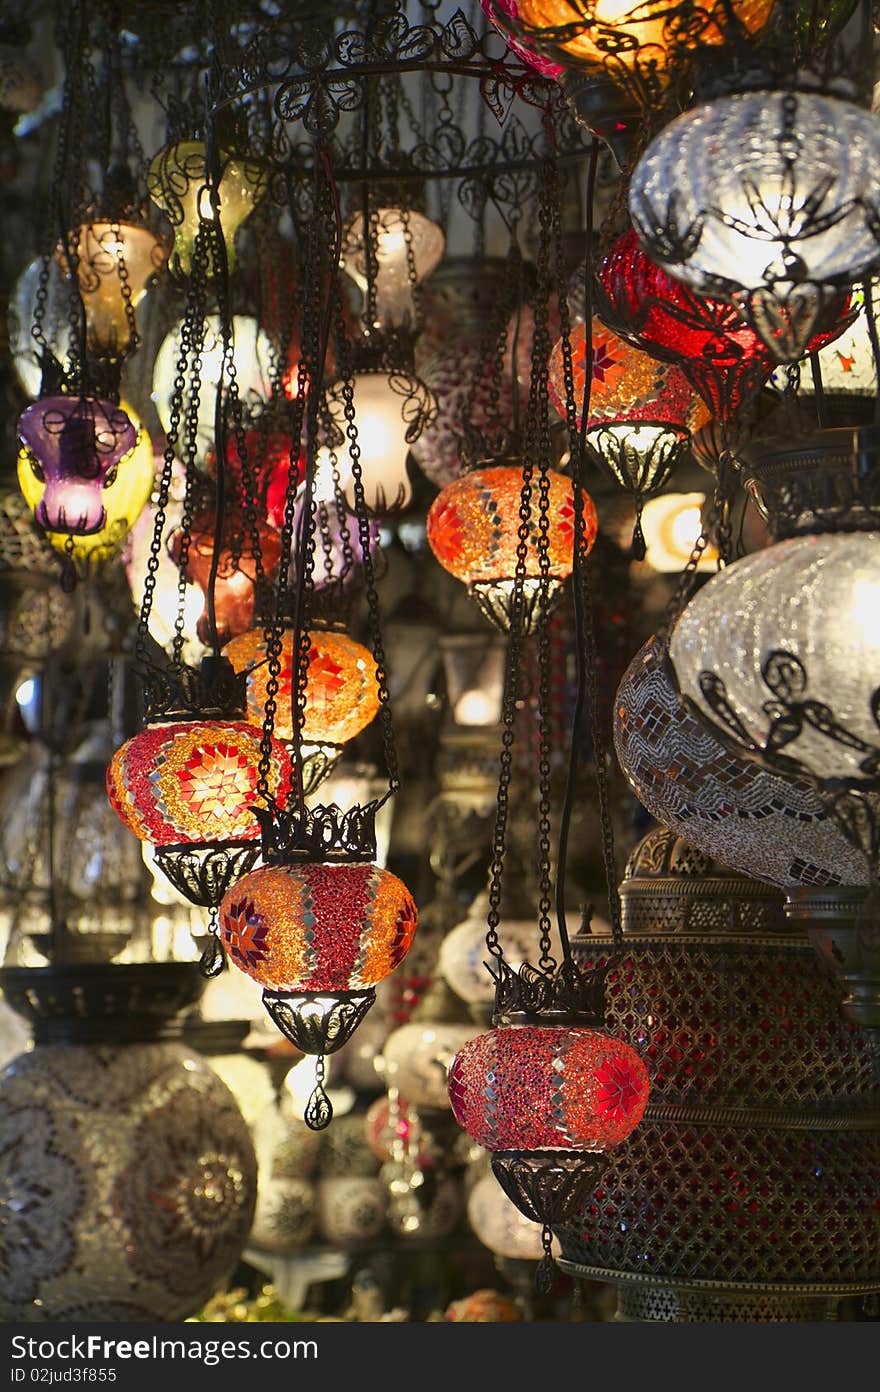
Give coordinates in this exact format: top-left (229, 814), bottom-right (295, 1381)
top-left (426, 463), bottom-right (596, 633)
top-left (596, 227), bottom-right (854, 425)
top-left (614, 634), bottom-right (869, 889)
top-left (146, 140), bottom-right (267, 277)
top-left (56, 221), bottom-right (168, 361)
top-left (629, 88), bottom-right (880, 362)
top-left (223, 625), bottom-right (381, 795)
top-left (107, 657), bottom-right (292, 913)
top-left (217, 800), bottom-right (418, 1130)
top-left (548, 317), bottom-right (708, 555)
top-left (17, 395), bottom-right (138, 539)
top-left (449, 1021), bottom-right (649, 1288)
top-left (17, 402), bottom-right (154, 570)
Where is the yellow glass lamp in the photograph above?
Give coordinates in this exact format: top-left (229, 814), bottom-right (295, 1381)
top-left (55, 222), bottom-right (168, 361)
top-left (17, 401), bottom-right (155, 567)
top-left (146, 139), bottom-right (267, 277)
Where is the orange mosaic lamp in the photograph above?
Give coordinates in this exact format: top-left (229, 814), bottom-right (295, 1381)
top-left (217, 799), bottom-right (418, 1129)
top-left (426, 464), bottom-right (597, 633)
top-left (549, 318), bottom-right (709, 557)
top-left (106, 657), bottom-right (293, 911)
top-left (223, 626), bottom-right (381, 796)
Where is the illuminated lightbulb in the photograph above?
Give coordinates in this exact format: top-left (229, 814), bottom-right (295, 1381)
top-left (639, 492), bottom-right (718, 573)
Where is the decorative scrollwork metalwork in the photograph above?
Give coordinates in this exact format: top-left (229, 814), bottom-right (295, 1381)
top-left (154, 841), bottom-right (261, 909)
top-left (255, 796), bottom-right (383, 864)
top-left (261, 988), bottom-right (376, 1054)
top-left (490, 955), bottom-right (608, 1026)
top-left (491, 1148), bottom-right (609, 1227)
top-left (141, 655), bottom-right (248, 723)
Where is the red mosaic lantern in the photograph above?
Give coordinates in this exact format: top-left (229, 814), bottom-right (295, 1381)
top-left (597, 228), bottom-right (855, 425)
top-left (426, 464), bottom-right (597, 633)
top-left (220, 861), bottom-right (416, 994)
top-left (448, 1021), bottom-right (649, 1287)
top-left (448, 1025), bottom-right (649, 1153)
top-left (548, 317), bottom-right (708, 552)
top-left (107, 720), bottom-right (291, 848)
top-left (218, 838), bottom-right (418, 1129)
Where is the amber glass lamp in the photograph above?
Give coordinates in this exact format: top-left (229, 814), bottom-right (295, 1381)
top-left (224, 626), bottom-right (381, 796)
top-left (56, 221), bottom-right (168, 360)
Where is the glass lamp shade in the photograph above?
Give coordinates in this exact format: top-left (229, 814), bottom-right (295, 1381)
top-left (510, 0), bottom-right (774, 75)
top-left (426, 465), bottom-right (595, 626)
top-left (152, 314), bottom-right (275, 463)
top-left (382, 1020), bottom-right (479, 1110)
top-left (448, 1026), bottom-right (649, 1152)
top-left (56, 222), bottom-right (168, 361)
top-left (107, 720), bottom-right (292, 847)
top-left (669, 532), bottom-right (880, 807)
top-left (146, 140), bottom-right (267, 277)
top-left (17, 404), bottom-right (153, 564)
top-left (16, 395), bottom-right (137, 536)
top-left (224, 626), bottom-right (380, 749)
top-left (168, 508), bottom-right (282, 649)
top-left (214, 430), bottom-right (304, 529)
top-left (597, 227), bottom-right (853, 423)
top-left (638, 492), bottom-right (718, 573)
top-left (549, 317), bottom-right (709, 497)
top-left (341, 208), bottom-right (445, 327)
top-left (218, 861), bottom-right (417, 994)
top-left (326, 371), bottom-right (414, 515)
top-left (8, 257), bottom-right (72, 399)
top-left (480, 1), bottom-right (564, 77)
top-left (629, 90), bottom-right (880, 362)
top-left (614, 635), bottom-right (869, 889)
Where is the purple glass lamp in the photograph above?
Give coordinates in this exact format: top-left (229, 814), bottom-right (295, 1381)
top-left (17, 396), bottom-right (137, 535)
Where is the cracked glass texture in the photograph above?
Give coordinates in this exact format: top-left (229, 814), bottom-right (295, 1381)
top-left (670, 532), bottom-right (880, 785)
top-left (629, 92), bottom-right (880, 304)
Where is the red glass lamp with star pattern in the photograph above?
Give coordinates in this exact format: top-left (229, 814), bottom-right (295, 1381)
top-left (107, 657), bottom-right (293, 913)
